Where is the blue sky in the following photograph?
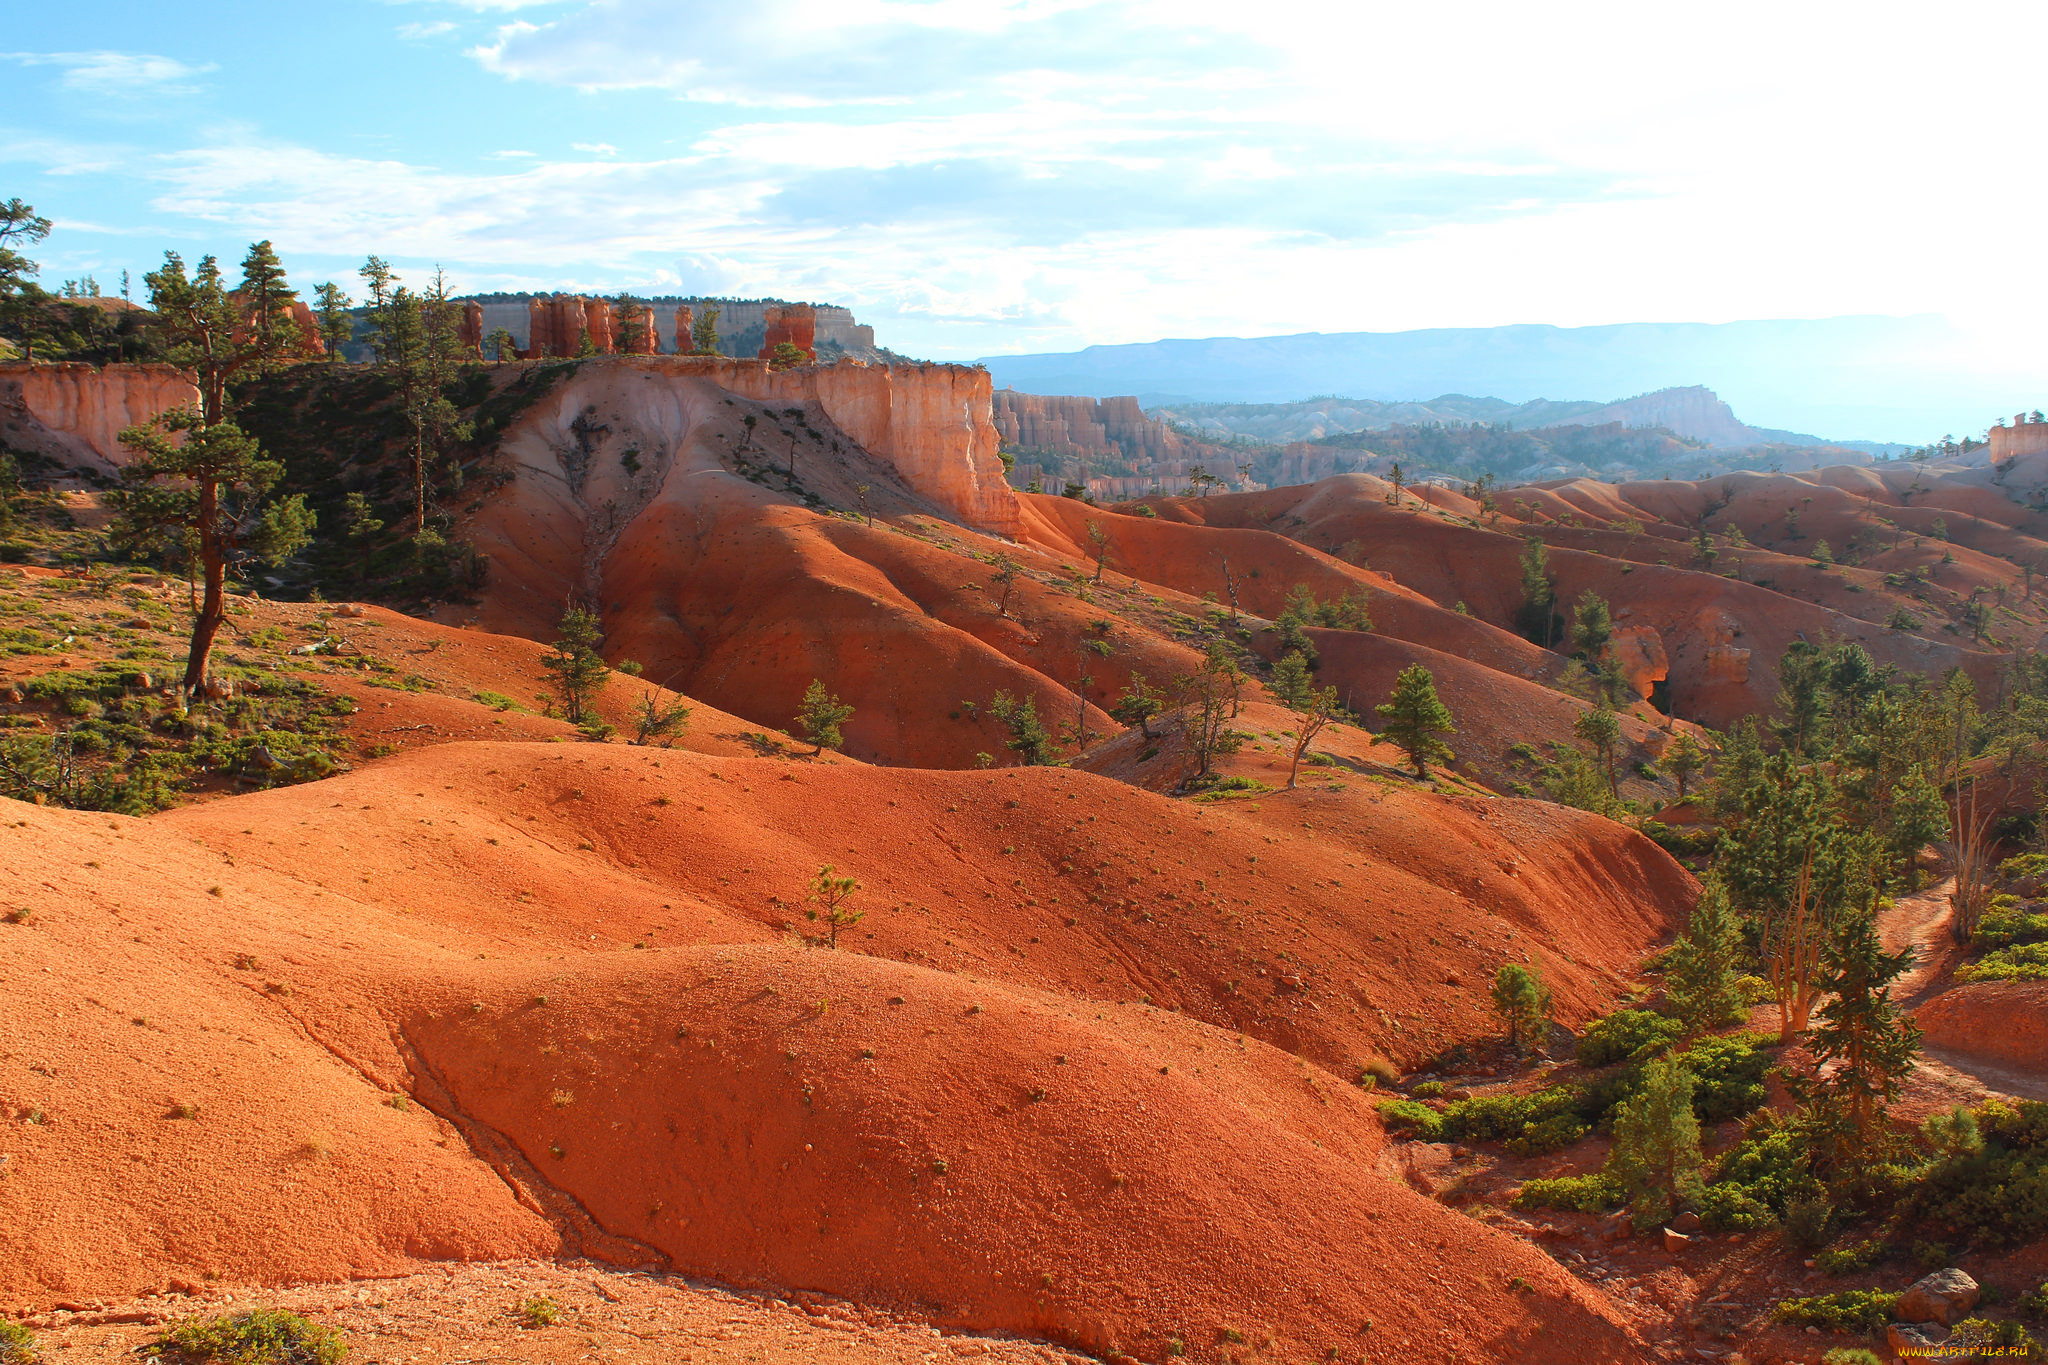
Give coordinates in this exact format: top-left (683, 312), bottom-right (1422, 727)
top-left (4, 1), bottom-right (2044, 433)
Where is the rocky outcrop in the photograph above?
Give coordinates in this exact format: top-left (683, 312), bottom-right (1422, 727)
top-left (673, 305), bottom-right (694, 356)
top-left (759, 304), bottom-right (816, 362)
top-left (991, 390), bottom-right (1192, 464)
top-left (1990, 412), bottom-right (2048, 462)
top-left (1606, 625), bottom-right (1670, 701)
top-left (1694, 608), bottom-right (1752, 687)
top-left (525, 296), bottom-right (614, 359)
top-left (1896, 1269), bottom-right (1980, 1326)
top-left (618, 304), bottom-right (659, 356)
top-left (459, 301), bottom-right (484, 354)
top-left (0, 362), bottom-right (201, 471)
top-left (740, 359), bottom-right (1018, 534)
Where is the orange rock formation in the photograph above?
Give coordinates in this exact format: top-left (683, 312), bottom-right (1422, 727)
top-left (525, 295), bottom-right (615, 358)
top-left (0, 362), bottom-right (201, 471)
top-left (673, 303), bottom-right (695, 354)
top-left (759, 303), bottom-right (817, 361)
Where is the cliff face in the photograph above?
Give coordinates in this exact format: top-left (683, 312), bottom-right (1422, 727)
top-left (724, 358), bottom-right (1018, 534)
top-left (991, 390), bottom-right (1189, 463)
top-left (0, 363), bottom-right (202, 471)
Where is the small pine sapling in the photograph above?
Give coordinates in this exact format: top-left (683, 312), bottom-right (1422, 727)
top-left (796, 679), bottom-right (855, 755)
top-left (806, 865), bottom-right (863, 947)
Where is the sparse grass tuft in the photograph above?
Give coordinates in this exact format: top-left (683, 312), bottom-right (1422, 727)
top-left (156, 1307), bottom-right (347, 1364)
top-left (0, 1320), bottom-right (37, 1365)
top-left (517, 1295), bottom-right (561, 1329)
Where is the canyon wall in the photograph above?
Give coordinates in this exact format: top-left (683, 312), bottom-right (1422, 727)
top-left (719, 357), bottom-right (1019, 534)
top-left (1990, 413), bottom-right (2048, 462)
top-left (0, 362), bottom-right (202, 470)
top-left (992, 389), bottom-right (1190, 463)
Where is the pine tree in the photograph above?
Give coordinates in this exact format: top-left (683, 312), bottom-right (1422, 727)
top-left (1490, 963), bottom-right (1552, 1054)
top-left (1885, 765), bottom-right (1946, 886)
top-left (237, 240), bottom-right (303, 366)
top-left (311, 282), bottom-right (352, 361)
top-left (1270, 650), bottom-right (1314, 709)
top-left (1798, 907), bottom-right (1920, 1190)
top-left (1574, 703), bottom-right (1623, 793)
top-left (1773, 642), bottom-right (1832, 756)
top-left (1110, 673), bottom-right (1162, 738)
top-left (1377, 665), bottom-right (1455, 778)
top-left (1665, 731), bottom-right (1706, 801)
top-left (988, 690), bottom-right (1052, 765)
top-left (110, 251), bottom-right (314, 692)
top-left (1607, 1057), bottom-right (1703, 1228)
top-left (357, 256), bottom-right (395, 360)
top-left (806, 865), bottom-right (863, 947)
top-left (1518, 535), bottom-right (1556, 646)
top-left (0, 198), bottom-right (52, 361)
top-left (544, 605), bottom-right (611, 726)
top-left (1668, 877), bottom-right (1748, 1035)
top-left (691, 303), bottom-right (721, 355)
top-left (1285, 683), bottom-right (1339, 790)
top-left (797, 679), bottom-right (856, 755)
top-left (1570, 590), bottom-right (1613, 658)
top-left (341, 492), bottom-right (384, 583)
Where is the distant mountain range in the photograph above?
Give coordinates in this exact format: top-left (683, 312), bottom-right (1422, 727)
top-left (979, 316), bottom-right (1991, 444)
top-left (1146, 385), bottom-right (1853, 450)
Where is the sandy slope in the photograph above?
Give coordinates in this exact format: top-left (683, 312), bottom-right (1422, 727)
top-left (0, 739), bottom-right (1686, 1361)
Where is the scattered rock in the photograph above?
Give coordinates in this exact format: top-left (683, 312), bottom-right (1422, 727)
top-left (1663, 1228), bottom-right (1692, 1253)
top-left (1671, 1210), bottom-right (1702, 1233)
top-left (1896, 1268), bottom-right (1979, 1325)
top-left (1599, 1214), bottom-right (1632, 1243)
top-left (332, 603), bottom-right (367, 618)
top-left (1888, 1321), bottom-right (1949, 1354)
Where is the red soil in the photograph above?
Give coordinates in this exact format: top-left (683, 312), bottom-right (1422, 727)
top-left (1129, 475), bottom-right (2006, 730)
top-left (0, 741), bottom-right (1685, 1361)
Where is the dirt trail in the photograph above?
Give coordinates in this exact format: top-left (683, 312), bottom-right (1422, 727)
top-left (1879, 876), bottom-right (2048, 1105)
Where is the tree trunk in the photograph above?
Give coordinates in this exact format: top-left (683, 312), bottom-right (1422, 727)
top-left (183, 480), bottom-right (225, 693)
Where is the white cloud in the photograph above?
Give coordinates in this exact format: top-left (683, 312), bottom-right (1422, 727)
top-left (5, 50), bottom-right (215, 97)
top-left (572, 142), bottom-right (619, 156)
top-left (487, 149), bottom-right (536, 159)
top-left (397, 21), bottom-right (457, 39)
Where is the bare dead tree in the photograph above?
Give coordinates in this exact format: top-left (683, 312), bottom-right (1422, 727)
top-left (1943, 778), bottom-right (1995, 944)
top-left (1765, 846), bottom-right (1826, 1045)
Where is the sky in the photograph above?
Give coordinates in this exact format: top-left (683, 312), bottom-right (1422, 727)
top-left (4, 0), bottom-right (2044, 436)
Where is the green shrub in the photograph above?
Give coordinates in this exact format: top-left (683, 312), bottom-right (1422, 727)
top-left (1672, 1033), bottom-right (1773, 1124)
top-left (1913, 1100), bottom-right (2048, 1246)
top-left (157, 1308), bottom-right (347, 1364)
top-left (0, 1320), bottom-right (36, 1365)
top-left (1771, 1290), bottom-right (1899, 1334)
top-left (518, 1295), bottom-right (561, 1329)
top-left (1786, 1195), bottom-right (1840, 1249)
top-left (1697, 1182), bottom-right (1777, 1232)
top-left (1815, 1239), bottom-right (1886, 1275)
top-left (1957, 941), bottom-right (2048, 983)
top-left (1975, 906), bottom-right (2048, 950)
top-left (1820, 1350), bottom-right (1882, 1365)
top-left (1913, 1239), bottom-right (1952, 1270)
top-left (1375, 1098), bottom-right (1443, 1139)
top-left (1514, 1173), bottom-right (1623, 1213)
top-left (2022, 1281), bottom-right (2048, 1318)
top-left (1947, 1318), bottom-right (2043, 1360)
top-left (1575, 1009), bottom-right (1685, 1068)
top-left (1409, 1080), bottom-right (1444, 1098)
top-left (1442, 1087), bottom-right (1588, 1153)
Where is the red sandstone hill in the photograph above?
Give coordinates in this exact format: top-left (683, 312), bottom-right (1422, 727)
top-left (0, 741), bottom-right (1682, 1361)
top-left (1127, 473), bottom-right (2012, 731)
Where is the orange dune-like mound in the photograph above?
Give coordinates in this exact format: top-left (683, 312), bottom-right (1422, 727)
top-left (0, 740), bottom-right (1681, 1360)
